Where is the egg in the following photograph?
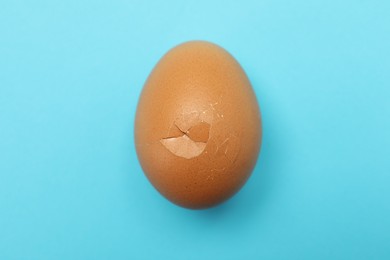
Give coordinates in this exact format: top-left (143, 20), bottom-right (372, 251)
top-left (134, 41), bottom-right (262, 209)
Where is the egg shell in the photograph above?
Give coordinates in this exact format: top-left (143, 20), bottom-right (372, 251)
top-left (135, 41), bottom-right (262, 209)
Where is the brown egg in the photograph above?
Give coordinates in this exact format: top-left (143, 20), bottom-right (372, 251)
top-left (134, 41), bottom-right (262, 209)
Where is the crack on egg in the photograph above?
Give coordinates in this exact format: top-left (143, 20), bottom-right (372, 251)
top-left (159, 94), bottom-right (228, 160)
top-left (160, 115), bottom-right (211, 159)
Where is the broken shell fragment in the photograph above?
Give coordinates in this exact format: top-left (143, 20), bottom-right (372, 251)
top-left (134, 41), bottom-right (262, 209)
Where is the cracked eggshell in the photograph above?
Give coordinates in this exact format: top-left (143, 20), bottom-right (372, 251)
top-left (134, 41), bottom-right (262, 209)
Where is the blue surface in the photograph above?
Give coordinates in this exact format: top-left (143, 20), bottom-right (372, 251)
top-left (1, 0), bottom-right (389, 259)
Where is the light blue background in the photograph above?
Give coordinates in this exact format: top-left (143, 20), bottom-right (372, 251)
top-left (1, 0), bottom-right (389, 259)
